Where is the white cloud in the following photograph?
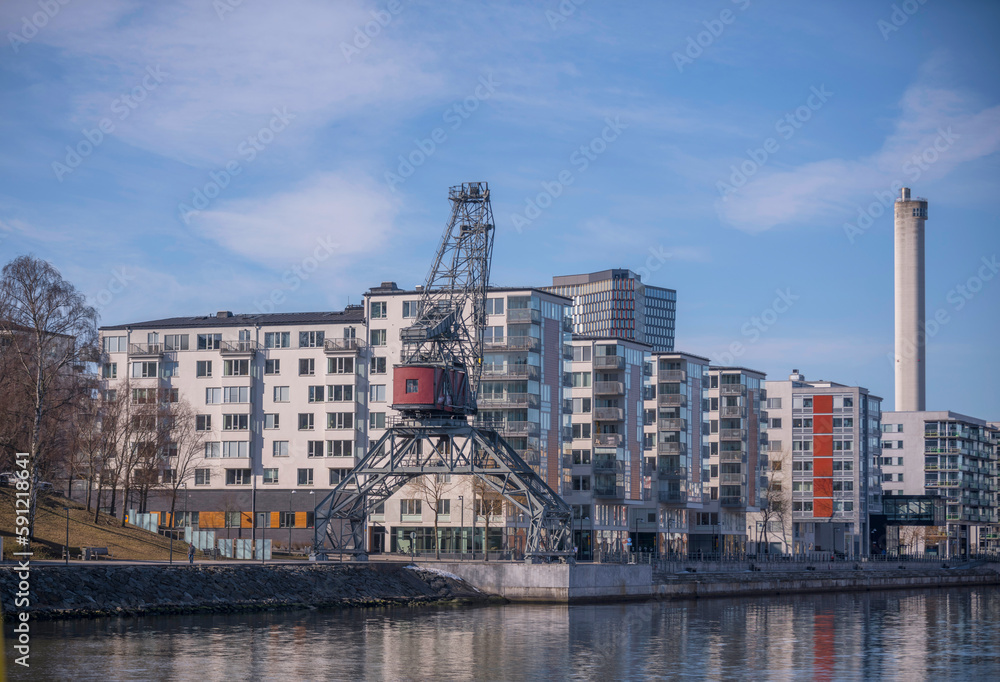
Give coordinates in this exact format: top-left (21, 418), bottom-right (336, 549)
top-left (715, 80), bottom-right (1000, 233)
top-left (191, 171), bottom-right (400, 267)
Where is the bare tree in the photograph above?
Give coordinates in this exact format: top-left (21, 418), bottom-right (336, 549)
top-left (757, 446), bottom-right (791, 555)
top-left (472, 475), bottom-right (503, 561)
top-left (0, 255), bottom-right (97, 541)
top-left (159, 399), bottom-right (205, 544)
top-left (412, 473), bottom-right (455, 559)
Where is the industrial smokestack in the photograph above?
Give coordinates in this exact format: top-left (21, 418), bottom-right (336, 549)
top-left (893, 187), bottom-right (927, 411)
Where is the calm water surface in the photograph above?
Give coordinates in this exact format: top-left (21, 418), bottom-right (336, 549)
top-left (10, 586), bottom-right (1000, 681)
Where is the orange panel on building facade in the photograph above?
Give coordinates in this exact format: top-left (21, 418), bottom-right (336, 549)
top-left (295, 511), bottom-right (307, 528)
top-left (241, 511), bottom-right (253, 528)
top-left (813, 395), bottom-right (833, 413)
top-left (813, 477), bottom-right (833, 497)
top-left (813, 497), bottom-right (833, 518)
top-left (200, 511), bottom-right (225, 528)
top-left (813, 414), bottom-right (833, 434)
top-left (814, 457), bottom-right (833, 477)
top-left (813, 435), bottom-right (833, 457)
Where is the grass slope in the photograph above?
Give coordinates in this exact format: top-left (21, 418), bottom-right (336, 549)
top-left (0, 488), bottom-right (204, 561)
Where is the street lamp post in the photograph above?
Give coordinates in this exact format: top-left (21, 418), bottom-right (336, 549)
top-left (63, 507), bottom-right (70, 565)
top-left (458, 495), bottom-right (464, 559)
top-left (289, 489), bottom-right (295, 556)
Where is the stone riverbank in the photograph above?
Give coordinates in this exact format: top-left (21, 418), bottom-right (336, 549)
top-left (0, 562), bottom-right (493, 621)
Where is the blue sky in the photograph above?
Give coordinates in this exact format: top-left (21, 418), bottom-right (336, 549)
top-left (1, 0), bottom-right (998, 417)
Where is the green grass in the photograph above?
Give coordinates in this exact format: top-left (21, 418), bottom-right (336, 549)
top-left (0, 487), bottom-right (206, 561)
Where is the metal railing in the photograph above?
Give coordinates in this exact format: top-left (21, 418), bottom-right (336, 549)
top-left (595, 407), bottom-right (624, 421)
top-left (481, 364), bottom-right (539, 380)
top-left (595, 433), bottom-right (623, 447)
top-left (658, 370), bottom-right (686, 382)
top-left (657, 466), bottom-right (687, 479)
top-left (220, 340), bottom-right (261, 354)
top-left (594, 381), bottom-right (625, 395)
top-left (658, 490), bottom-right (687, 504)
top-left (324, 338), bottom-right (364, 352)
top-left (659, 418), bottom-right (686, 431)
top-left (657, 442), bottom-right (686, 455)
top-left (594, 355), bottom-right (625, 370)
top-left (658, 394), bottom-right (685, 407)
top-left (506, 308), bottom-right (541, 324)
top-left (478, 392), bottom-right (540, 408)
top-left (128, 343), bottom-right (163, 356)
top-left (720, 406), bottom-right (745, 418)
top-left (720, 384), bottom-right (746, 396)
top-left (720, 428), bottom-right (746, 441)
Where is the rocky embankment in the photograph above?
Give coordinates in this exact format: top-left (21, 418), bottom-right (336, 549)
top-left (0, 563), bottom-right (493, 621)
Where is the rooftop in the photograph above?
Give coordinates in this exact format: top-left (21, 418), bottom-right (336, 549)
top-left (100, 307), bottom-right (365, 331)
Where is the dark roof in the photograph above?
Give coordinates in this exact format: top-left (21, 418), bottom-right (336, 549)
top-left (571, 334), bottom-right (653, 348)
top-left (709, 365), bottom-right (768, 377)
top-left (653, 350), bottom-right (711, 362)
top-left (365, 285), bottom-right (573, 303)
top-left (100, 307), bottom-right (365, 331)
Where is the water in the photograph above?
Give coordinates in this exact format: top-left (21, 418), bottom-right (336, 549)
top-left (11, 587), bottom-right (1000, 681)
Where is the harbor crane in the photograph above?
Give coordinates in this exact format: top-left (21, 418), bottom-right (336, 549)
top-left (313, 182), bottom-right (573, 561)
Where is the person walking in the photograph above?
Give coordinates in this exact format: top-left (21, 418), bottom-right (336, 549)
top-left (188, 543), bottom-right (195, 564)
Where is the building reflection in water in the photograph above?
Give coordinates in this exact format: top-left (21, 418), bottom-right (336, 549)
top-left (19, 587), bottom-right (1000, 681)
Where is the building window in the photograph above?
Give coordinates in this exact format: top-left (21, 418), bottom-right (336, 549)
top-left (370, 301), bottom-right (387, 319)
top-left (223, 414), bottom-right (249, 431)
top-left (205, 388), bottom-right (222, 404)
top-left (299, 358), bottom-right (316, 376)
top-left (572, 476), bottom-right (591, 491)
top-left (406, 379), bottom-right (419, 393)
top-left (297, 468), bottom-right (314, 486)
top-left (102, 363), bottom-right (117, 379)
top-left (370, 357), bottom-right (387, 374)
top-left (194, 469), bottom-right (211, 486)
top-left (300, 331), bottom-right (324, 348)
top-left (263, 468), bottom-right (279, 484)
top-left (273, 441), bottom-right (289, 457)
top-left (265, 359), bottom-right (280, 375)
top-left (226, 468), bottom-right (252, 485)
top-left (572, 345), bottom-right (591, 362)
top-left (370, 384), bottom-right (386, 402)
top-left (369, 329), bottom-right (387, 346)
top-left (308, 386), bottom-right (325, 403)
top-left (327, 412), bottom-right (354, 429)
top-left (400, 499), bottom-right (422, 517)
top-left (264, 414), bottom-right (279, 429)
top-left (571, 372), bottom-right (591, 388)
top-left (273, 386), bottom-right (290, 402)
top-left (204, 442), bottom-right (221, 458)
top-left (196, 415), bottom-right (212, 431)
top-left (370, 412), bottom-right (386, 429)
top-left (102, 335), bottom-right (126, 353)
top-left (328, 357), bottom-right (354, 374)
top-left (767, 397), bottom-right (782, 409)
top-left (265, 332), bottom-right (290, 349)
top-left (328, 385), bottom-right (354, 402)
top-left (485, 297), bottom-right (504, 315)
top-left (299, 413), bottom-right (315, 430)
top-left (197, 361), bottom-right (212, 378)
top-left (198, 334), bottom-right (221, 350)
top-left (329, 468), bottom-right (352, 485)
top-left (222, 441), bottom-right (249, 458)
top-left (223, 386), bottom-right (249, 403)
top-left (572, 423), bottom-right (591, 439)
top-left (402, 300), bottom-right (419, 318)
top-left (307, 441), bottom-right (324, 458)
top-left (326, 439), bottom-right (353, 457)
top-left (572, 449), bottom-right (591, 464)
top-left (131, 361), bottom-right (158, 378)
top-left (769, 418), bottom-right (781, 428)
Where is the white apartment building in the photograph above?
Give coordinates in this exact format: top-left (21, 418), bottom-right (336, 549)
top-left (880, 410), bottom-right (998, 555)
top-left (98, 308), bottom-right (367, 547)
top-left (759, 370), bottom-right (883, 557)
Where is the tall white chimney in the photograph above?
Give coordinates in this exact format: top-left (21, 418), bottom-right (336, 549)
top-left (893, 187), bottom-right (927, 411)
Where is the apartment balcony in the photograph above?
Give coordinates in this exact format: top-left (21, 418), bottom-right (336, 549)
top-left (657, 442), bottom-right (686, 455)
top-left (481, 364), bottom-right (540, 380)
top-left (220, 340), bottom-right (261, 355)
top-left (659, 418), bottom-right (686, 431)
top-left (128, 343), bottom-right (164, 357)
top-left (485, 336), bottom-right (540, 352)
top-left (719, 450), bottom-right (744, 463)
top-left (562, 344), bottom-right (573, 360)
top-left (506, 308), bottom-right (541, 324)
top-left (594, 407), bottom-right (625, 421)
top-left (592, 457), bottom-right (620, 473)
top-left (562, 317), bottom-right (574, 332)
top-left (659, 369), bottom-right (686, 382)
top-left (657, 466), bottom-right (687, 479)
top-left (720, 406), bottom-right (746, 418)
top-left (594, 484), bottom-right (625, 498)
top-left (658, 490), bottom-right (688, 504)
top-left (515, 449), bottom-right (541, 466)
top-left (720, 495), bottom-right (747, 507)
top-left (324, 338), bottom-right (364, 354)
top-left (720, 472), bottom-right (745, 485)
top-left (643, 364), bottom-right (653, 377)
top-left (483, 420), bottom-right (540, 437)
top-left (720, 384), bottom-right (746, 396)
top-left (720, 428), bottom-right (747, 441)
top-left (658, 394), bottom-right (686, 407)
top-left (594, 355), bottom-right (625, 370)
top-left (594, 381), bottom-right (625, 396)
top-left (478, 393), bottom-right (540, 409)
top-left (595, 433), bottom-right (623, 447)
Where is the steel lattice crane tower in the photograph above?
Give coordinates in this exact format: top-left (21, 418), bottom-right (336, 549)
top-left (314, 182), bottom-right (573, 561)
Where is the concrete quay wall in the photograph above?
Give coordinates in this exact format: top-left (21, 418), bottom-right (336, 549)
top-left (424, 561), bottom-right (1000, 603)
